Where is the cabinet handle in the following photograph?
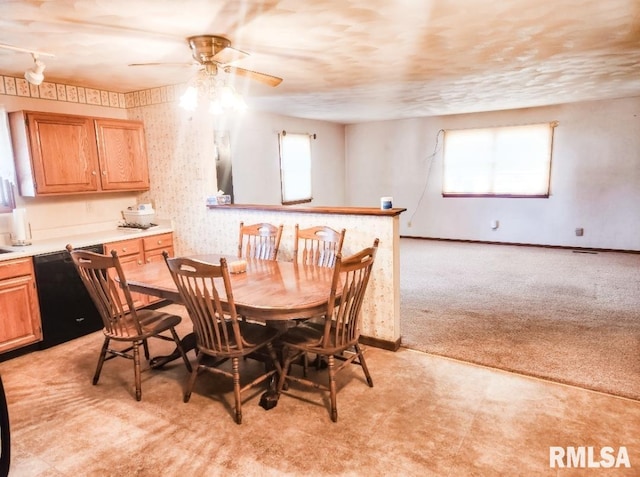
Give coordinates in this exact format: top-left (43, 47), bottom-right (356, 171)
top-left (122, 248), bottom-right (127, 252)
top-left (157, 240), bottom-right (162, 245)
top-left (146, 258), bottom-right (151, 263)
top-left (102, 171), bottom-right (107, 176)
top-left (137, 260), bottom-right (143, 265)
top-left (91, 171), bottom-right (97, 175)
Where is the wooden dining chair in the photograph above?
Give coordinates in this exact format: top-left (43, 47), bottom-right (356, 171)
top-left (66, 245), bottom-right (192, 401)
top-left (238, 222), bottom-right (283, 261)
top-left (163, 253), bottom-right (283, 424)
top-left (276, 238), bottom-right (379, 422)
top-left (293, 224), bottom-right (346, 373)
top-left (294, 225), bottom-right (346, 268)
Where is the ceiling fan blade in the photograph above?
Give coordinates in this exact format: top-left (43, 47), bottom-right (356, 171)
top-left (224, 65), bottom-right (283, 87)
top-left (213, 46), bottom-right (248, 65)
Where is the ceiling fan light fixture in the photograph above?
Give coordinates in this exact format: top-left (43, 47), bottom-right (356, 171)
top-left (179, 86), bottom-right (198, 111)
top-left (24, 53), bottom-right (46, 86)
top-left (179, 71), bottom-right (247, 115)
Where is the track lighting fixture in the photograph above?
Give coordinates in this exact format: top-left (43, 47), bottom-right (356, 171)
top-left (24, 53), bottom-right (46, 85)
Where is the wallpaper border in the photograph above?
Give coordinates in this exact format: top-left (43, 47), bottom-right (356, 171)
top-left (0, 74), bottom-right (179, 109)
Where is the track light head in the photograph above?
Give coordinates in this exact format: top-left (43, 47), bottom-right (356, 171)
top-left (24, 54), bottom-right (46, 85)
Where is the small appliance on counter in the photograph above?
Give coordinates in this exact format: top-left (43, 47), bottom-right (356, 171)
top-left (120, 203), bottom-right (156, 229)
top-left (10, 207), bottom-right (32, 246)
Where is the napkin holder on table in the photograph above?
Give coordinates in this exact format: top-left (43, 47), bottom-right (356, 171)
top-left (228, 259), bottom-right (247, 274)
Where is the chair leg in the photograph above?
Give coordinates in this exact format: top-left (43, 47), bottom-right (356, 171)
top-left (327, 354), bottom-right (338, 422)
top-left (354, 343), bottom-right (373, 387)
top-left (142, 339), bottom-right (150, 360)
top-left (170, 327), bottom-right (192, 373)
top-left (184, 354), bottom-right (202, 403)
top-left (232, 357), bottom-right (242, 424)
top-left (133, 341), bottom-right (142, 401)
top-left (93, 337), bottom-right (110, 385)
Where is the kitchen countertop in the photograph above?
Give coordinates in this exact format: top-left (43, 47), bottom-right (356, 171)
top-left (0, 224), bottom-right (174, 261)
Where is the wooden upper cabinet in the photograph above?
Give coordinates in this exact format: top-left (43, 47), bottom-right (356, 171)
top-left (94, 118), bottom-right (150, 191)
top-left (9, 111), bottom-right (150, 196)
top-left (10, 111), bottom-right (100, 195)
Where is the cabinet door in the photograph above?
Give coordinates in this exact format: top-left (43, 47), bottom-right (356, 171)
top-left (104, 239), bottom-right (147, 309)
top-left (143, 233), bottom-right (174, 263)
top-left (0, 274), bottom-right (42, 353)
top-left (94, 119), bottom-right (150, 191)
top-left (23, 112), bottom-right (100, 194)
top-left (144, 245), bottom-right (174, 264)
top-left (143, 233), bottom-right (174, 305)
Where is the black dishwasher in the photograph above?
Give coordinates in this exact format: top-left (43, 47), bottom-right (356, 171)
top-left (33, 244), bottom-right (104, 349)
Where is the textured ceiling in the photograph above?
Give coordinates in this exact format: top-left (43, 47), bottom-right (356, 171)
top-left (1, 0), bottom-right (640, 124)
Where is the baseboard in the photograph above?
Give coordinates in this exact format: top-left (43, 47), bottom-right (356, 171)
top-left (400, 235), bottom-right (640, 254)
top-left (360, 335), bottom-right (401, 352)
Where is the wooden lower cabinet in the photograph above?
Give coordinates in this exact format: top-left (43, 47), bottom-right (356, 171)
top-left (105, 232), bottom-right (174, 308)
top-left (104, 237), bottom-right (147, 309)
top-left (0, 258), bottom-right (42, 353)
top-left (143, 232), bottom-right (174, 264)
top-left (142, 233), bottom-right (174, 305)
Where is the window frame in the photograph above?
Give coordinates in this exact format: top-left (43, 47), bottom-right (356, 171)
top-left (442, 122), bottom-right (556, 198)
top-left (278, 131), bottom-right (313, 205)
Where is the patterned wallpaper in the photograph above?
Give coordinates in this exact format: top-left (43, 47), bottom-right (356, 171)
top-left (0, 73), bottom-right (180, 109)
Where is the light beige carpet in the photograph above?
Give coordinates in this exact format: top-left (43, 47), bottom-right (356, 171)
top-left (399, 238), bottom-right (640, 401)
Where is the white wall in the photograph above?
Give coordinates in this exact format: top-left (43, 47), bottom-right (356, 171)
top-left (224, 111), bottom-right (345, 206)
top-left (4, 88), bottom-right (639, 252)
top-left (345, 97), bottom-right (640, 251)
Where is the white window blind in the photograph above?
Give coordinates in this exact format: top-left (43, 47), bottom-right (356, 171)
top-left (279, 131), bottom-right (312, 204)
top-left (443, 123), bottom-right (555, 197)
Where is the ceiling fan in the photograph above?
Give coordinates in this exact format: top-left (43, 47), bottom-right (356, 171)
top-left (130, 35), bottom-right (283, 88)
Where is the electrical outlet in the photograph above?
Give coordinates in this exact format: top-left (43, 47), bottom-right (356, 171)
top-left (575, 227), bottom-right (584, 236)
top-left (407, 221), bottom-right (412, 228)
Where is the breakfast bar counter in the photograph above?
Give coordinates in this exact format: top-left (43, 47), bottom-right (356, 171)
top-left (203, 204), bottom-right (405, 350)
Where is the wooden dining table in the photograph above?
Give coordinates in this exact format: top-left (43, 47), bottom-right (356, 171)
top-left (125, 254), bottom-right (335, 368)
top-left (126, 254), bottom-right (336, 321)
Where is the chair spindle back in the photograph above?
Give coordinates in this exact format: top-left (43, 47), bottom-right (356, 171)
top-left (238, 222), bottom-right (283, 261)
top-left (164, 255), bottom-right (247, 355)
top-left (323, 238), bottom-right (379, 349)
top-left (66, 246), bottom-right (141, 338)
top-left (294, 225), bottom-right (346, 268)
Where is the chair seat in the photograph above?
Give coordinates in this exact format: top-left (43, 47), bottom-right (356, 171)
top-left (240, 321), bottom-right (281, 348)
top-left (280, 321), bottom-right (354, 354)
top-left (197, 320), bottom-right (281, 358)
top-left (106, 309), bottom-right (182, 341)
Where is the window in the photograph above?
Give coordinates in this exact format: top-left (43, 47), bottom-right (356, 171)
top-left (279, 131), bottom-right (312, 205)
top-left (443, 122), bottom-right (556, 197)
